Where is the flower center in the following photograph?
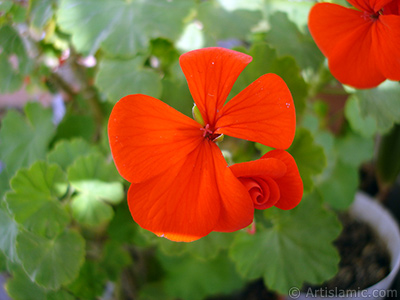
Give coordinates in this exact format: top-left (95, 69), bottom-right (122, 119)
top-left (362, 10), bottom-right (380, 21)
top-left (200, 124), bottom-right (224, 142)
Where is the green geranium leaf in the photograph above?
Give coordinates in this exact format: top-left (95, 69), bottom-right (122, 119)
top-left (158, 253), bottom-right (245, 300)
top-left (57, 0), bottom-right (194, 56)
top-left (231, 43), bottom-right (308, 118)
top-left (0, 102), bottom-right (55, 198)
top-left (317, 161), bottom-right (358, 210)
top-left (377, 124), bottom-right (400, 185)
top-left (0, 205), bottom-right (19, 262)
top-left (0, 0), bottom-right (13, 14)
top-left (6, 268), bottom-right (75, 300)
top-left (6, 268), bottom-right (47, 300)
top-left (161, 73), bottom-right (193, 117)
top-left (52, 114), bottom-right (96, 143)
top-left (265, 12), bottom-right (324, 70)
top-left (47, 138), bottom-right (99, 171)
top-left (176, 22), bottom-right (205, 52)
top-left (66, 261), bottom-right (107, 300)
top-left (107, 202), bottom-right (138, 245)
top-left (29, 0), bottom-right (55, 30)
top-left (0, 25), bottom-right (32, 93)
top-left (288, 128), bottom-right (326, 193)
top-left (158, 231), bottom-right (234, 260)
top-left (95, 56), bottom-right (162, 102)
top-left (6, 161), bottom-right (69, 239)
top-left (67, 153), bottom-right (124, 226)
top-left (198, 0), bottom-right (262, 44)
top-left (347, 81), bottom-right (400, 135)
top-left (336, 131), bottom-right (374, 168)
top-left (230, 192), bottom-right (341, 294)
top-left (16, 230), bottom-right (85, 290)
top-left (264, 0), bottom-right (313, 30)
top-left (101, 241), bottom-right (132, 281)
top-left (345, 96), bottom-right (377, 138)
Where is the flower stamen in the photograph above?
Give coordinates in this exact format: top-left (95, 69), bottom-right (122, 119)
top-left (200, 124), bottom-right (213, 138)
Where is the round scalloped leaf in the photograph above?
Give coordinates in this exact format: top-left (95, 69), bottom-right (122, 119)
top-left (47, 138), bottom-right (99, 171)
top-left (317, 161), bottom-right (358, 210)
top-left (6, 267), bottom-right (75, 300)
top-left (95, 56), bottom-right (162, 102)
top-left (67, 153), bottom-right (124, 226)
top-left (6, 161), bottom-right (69, 239)
top-left (158, 232), bottom-right (234, 260)
top-left (346, 81), bottom-right (400, 136)
top-left (66, 261), bottom-right (107, 300)
top-left (0, 25), bottom-right (32, 93)
top-left (57, 0), bottom-right (194, 56)
top-left (0, 205), bottom-right (19, 262)
top-left (230, 192), bottom-right (341, 294)
top-left (158, 253), bottom-right (245, 300)
top-left (344, 96), bottom-right (377, 138)
top-left (336, 131), bottom-right (374, 168)
top-left (288, 128), bottom-right (326, 193)
top-left (16, 230), bottom-right (85, 290)
top-left (265, 12), bottom-right (324, 70)
top-left (0, 102), bottom-right (55, 198)
top-left (198, 1), bottom-right (262, 44)
top-left (29, 0), bottom-right (55, 30)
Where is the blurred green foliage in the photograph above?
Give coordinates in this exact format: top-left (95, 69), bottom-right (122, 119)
top-left (0, 0), bottom-right (399, 299)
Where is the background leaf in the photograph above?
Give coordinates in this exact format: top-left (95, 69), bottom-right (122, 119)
top-left (16, 230), bottom-right (85, 289)
top-left (265, 12), bottom-right (324, 70)
top-left (287, 128), bottom-right (326, 193)
top-left (57, 0), bottom-right (194, 56)
top-left (47, 138), bottom-right (99, 171)
top-left (95, 56), bottom-right (162, 102)
top-left (0, 102), bottom-right (55, 198)
top-left (230, 192), bottom-right (341, 294)
top-left (158, 252), bottom-right (245, 300)
top-left (67, 153), bottom-right (124, 226)
top-left (0, 25), bottom-right (32, 93)
top-left (6, 161), bottom-right (69, 239)
top-left (0, 204), bottom-right (19, 262)
top-left (198, 0), bottom-right (262, 44)
top-left (6, 267), bottom-right (75, 300)
top-left (346, 81), bottom-right (400, 135)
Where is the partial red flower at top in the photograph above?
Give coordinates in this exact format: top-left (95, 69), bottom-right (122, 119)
top-left (308, 0), bottom-right (400, 89)
top-left (108, 47), bottom-right (302, 242)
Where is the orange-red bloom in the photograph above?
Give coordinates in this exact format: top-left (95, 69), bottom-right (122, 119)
top-left (230, 150), bottom-right (303, 211)
top-left (108, 47), bottom-right (301, 242)
top-left (308, 0), bottom-right (400, 89)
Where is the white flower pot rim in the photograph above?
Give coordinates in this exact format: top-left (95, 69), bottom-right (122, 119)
top-left (287, 191), bottom-right (400, 300)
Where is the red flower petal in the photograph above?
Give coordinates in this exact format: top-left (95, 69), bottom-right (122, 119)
top-left (229, 156), bottom-right (288, 210)
top-left (212, 155), bottom-right (254, 232)
top-left (383, 0), bottom-right (400, 14)
top-left (348, 0), bottom-right (394, 12)
top-left (239, 177), bottom-right (281, 210)
top-left (263, 150), bottom-right (303, 210)
top-left (229, 158), bottom-right (287, 178)
top-left (215, 73), bottom-right (296, 149)
top-left (308, 3), bottom-right (386, 88)
top-left (128, 141), bottom-right (252, 242)
top-left (108, 94), bottom-right (202, 183)
top-left (374, 15), bottom-right (400, 81)
top-left (179, 47), bottom-right (252, 126)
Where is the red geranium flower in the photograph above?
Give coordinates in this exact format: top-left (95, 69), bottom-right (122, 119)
top-left (308, 0), bottom-right (400, 89)
top-left (108, 47), bottom-right (301, 242)
top-left (230, 150), bottom-right (303, 211)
